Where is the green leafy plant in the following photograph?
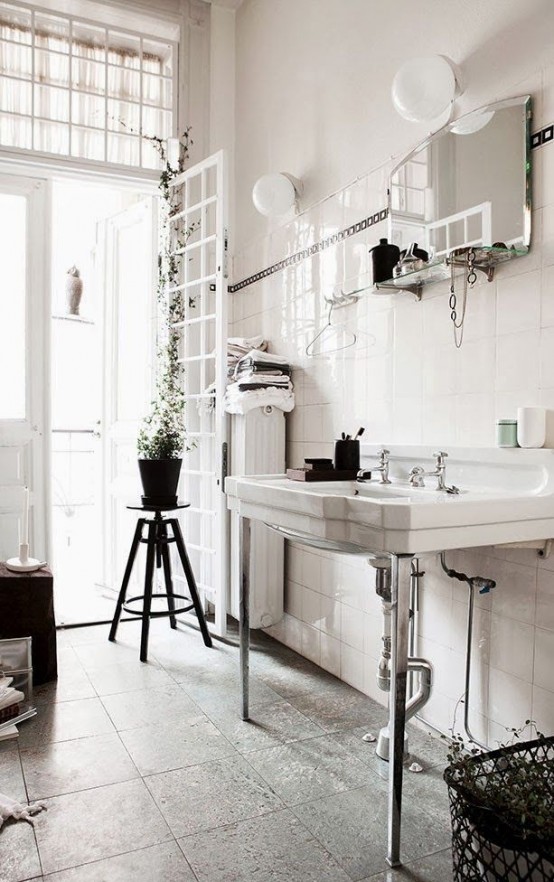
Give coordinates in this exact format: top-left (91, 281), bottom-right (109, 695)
top-left (137, 128), bottom-right (197, 460)
top-left (445, 722), bottom-right (554, 850)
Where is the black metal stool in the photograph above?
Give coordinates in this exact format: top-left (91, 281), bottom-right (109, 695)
top-left (108, 504), bottom-right (212, 662)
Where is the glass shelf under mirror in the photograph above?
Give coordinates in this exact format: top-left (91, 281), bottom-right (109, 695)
top-left (326, 245), bottom-right (529, 304)
top-left (374, 245), bottom-right (529, 299)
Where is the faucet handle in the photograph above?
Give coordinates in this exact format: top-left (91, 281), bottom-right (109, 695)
top-left (377, 447), bottom-right (390, 459)
top-left (409, 465), bottom-right (426, 487)
top-left (433, 450), bottom-right (448, 464)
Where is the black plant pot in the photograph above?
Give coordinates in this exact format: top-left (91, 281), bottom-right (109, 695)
top-left (138, 458), bottom-right (182, 508)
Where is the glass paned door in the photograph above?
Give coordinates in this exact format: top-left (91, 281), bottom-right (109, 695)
top-left (97, 197), bottom-right (157, 598)
top-left (168, 150), bottom-right (228, 636)
top-left (0, 173), bottom-right (48, 562)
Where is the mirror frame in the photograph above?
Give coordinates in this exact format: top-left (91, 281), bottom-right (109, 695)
top-left (388, 95), bottom-right (532, 254)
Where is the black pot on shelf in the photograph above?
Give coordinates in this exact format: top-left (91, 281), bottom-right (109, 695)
top-left (369, 238), bottom-right (401, 284)
top-left (138, 458), bottom-right (182, 507)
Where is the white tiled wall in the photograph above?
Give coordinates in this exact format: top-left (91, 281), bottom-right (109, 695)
top-left (226, 2), bottom-right (554, 743)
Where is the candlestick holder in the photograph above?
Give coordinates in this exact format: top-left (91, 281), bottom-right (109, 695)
top-left (5, 543), bottom-right (45, 573)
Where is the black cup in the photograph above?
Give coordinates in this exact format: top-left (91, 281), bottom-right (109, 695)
top-left (334, 440), bottom-right (360, 471)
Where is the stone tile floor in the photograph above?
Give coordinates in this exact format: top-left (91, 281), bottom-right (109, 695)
top-left (0, 619), bottom-right (454, 882)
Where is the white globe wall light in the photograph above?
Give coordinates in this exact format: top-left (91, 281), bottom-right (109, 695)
top-left (252, 172), bottom-right (303, 217)
top-left (391, 55), bottom-right (464, 124)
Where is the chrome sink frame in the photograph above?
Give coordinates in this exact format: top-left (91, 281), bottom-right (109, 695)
top-left (238, 516), bottom-right (413, 869)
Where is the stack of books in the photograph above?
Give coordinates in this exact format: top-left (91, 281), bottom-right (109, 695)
top-left (0, 677), bottom-right (23, 723)
top-left (0, 675), bottom-right (36, 742)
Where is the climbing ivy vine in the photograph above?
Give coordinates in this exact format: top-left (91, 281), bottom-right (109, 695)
top-left (137, 128), bottom-right (199, 459)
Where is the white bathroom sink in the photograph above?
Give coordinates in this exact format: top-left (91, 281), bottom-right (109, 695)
top-left (225, 445), bottom-right (554, 554)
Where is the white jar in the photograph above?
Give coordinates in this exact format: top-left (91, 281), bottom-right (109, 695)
top-left (517, 407), bottom-right (546, 448)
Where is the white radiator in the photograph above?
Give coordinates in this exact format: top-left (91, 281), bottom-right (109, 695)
top-left (229, 406), bottom-right (285, 628)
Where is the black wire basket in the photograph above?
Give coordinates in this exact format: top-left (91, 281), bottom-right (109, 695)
top-left (444, 736), bottom-right (554, 882)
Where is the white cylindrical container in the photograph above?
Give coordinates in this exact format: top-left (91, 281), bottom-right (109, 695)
top-left (517, 406), bottom-right (546, 448)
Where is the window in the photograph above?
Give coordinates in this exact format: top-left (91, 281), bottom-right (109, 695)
top-left (0, 1), bottom-right (177, 169)
top-left (0, 191), bottom-right (25, 418)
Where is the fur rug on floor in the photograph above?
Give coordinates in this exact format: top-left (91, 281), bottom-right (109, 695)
top-left (0, 792), bottom-right (46, 829)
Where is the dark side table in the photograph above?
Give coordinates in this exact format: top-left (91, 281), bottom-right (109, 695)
top-left (0, 563), bottom-right (58, 684)
top-left (108, 504), bottom-right (212, 662)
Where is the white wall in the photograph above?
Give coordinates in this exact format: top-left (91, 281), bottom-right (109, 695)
top-left (226, 0), bottom-right (554, 744)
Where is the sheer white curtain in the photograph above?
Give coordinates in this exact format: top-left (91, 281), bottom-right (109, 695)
top-left (0, 8), bottom-right (172, 168)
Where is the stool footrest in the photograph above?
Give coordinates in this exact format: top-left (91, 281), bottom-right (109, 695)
top-left (122, 592), bottom-right (194, 619)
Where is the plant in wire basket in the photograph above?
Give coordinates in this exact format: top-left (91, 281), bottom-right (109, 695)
top-left (444, 722), bottom-right (554, 882)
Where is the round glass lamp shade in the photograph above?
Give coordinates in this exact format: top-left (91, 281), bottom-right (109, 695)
top-left (392, 56), bottom-right (456, 123)
top-left (252, 173), bottom-right (296, 216)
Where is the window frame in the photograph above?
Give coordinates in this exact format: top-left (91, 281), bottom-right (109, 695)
top-left (0, 0), bottom-right (179, 179)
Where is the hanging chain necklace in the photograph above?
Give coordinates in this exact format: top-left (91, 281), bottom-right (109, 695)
top-left (449, 247), bottom-right (477, 348)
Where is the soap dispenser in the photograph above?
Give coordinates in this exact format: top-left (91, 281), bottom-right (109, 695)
top-left (369, 238), bottom-right (400, 284)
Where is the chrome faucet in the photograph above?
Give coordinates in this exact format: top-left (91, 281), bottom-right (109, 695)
top-left (357, 448), bottom-right (391, 485)
top-left (409, 451), bottom-right (459, 493)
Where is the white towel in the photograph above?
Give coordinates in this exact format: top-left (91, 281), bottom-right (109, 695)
top-left (237, 349), bottom-right (289, 366)
top-left (0, 792), bottom-right (47, 830)
top-left (224, 386), bottom-right (295, 415)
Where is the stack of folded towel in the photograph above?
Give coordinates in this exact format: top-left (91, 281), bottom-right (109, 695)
top-left (227, 335), bottom-right (267, 380)
top-left (224, 349), bottom-right (294, 414)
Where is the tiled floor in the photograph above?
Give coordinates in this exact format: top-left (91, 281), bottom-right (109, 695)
top-left (0, 619), bottom-right (454, 882)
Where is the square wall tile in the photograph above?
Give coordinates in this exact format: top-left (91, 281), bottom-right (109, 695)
top-left (534, 626), bottom-right (554, 690)
top-left (301, 550), bottom-right (322, 592)
top-left (320, 595), bottom-right (341, 639)
top-left (421, 395), bottom-right (457, 446)
top-left (536, 568), bottom-right (554, 631)
top-left (301, 586), bottom-right (321, 627)
top-left (532, 684), bottom-right (554, 734)
top-left (488, 667), bottom-right (533, 730)
top-left (455, 393), bottom-right (496, 446)
top-left (496, 270), bottom-right (541, 335)
top-left (541, 264), bottom-right (554, 328)
top-left (284, 580), bottom-right (302, 618)
top-left (423, 345), bottom-right (456, 397)
top-left (340, 604), bottom-right (365, 653)
top-left (540, 326), bottom-right (554, 388)
top-left (340, 643), bottom-right (365, 693)
top-left (487, 557), bottom-right (537, 624)
top-left (496, 329), bottom-right (540, 393)
top-left (456, 340), bottom-right (495, 395)
top-left (320, 633), bottom-right (341, 678)
top-left (300, 622), bottom-right (321, 665)
top-left (489, 616), bottom-right (535, 682)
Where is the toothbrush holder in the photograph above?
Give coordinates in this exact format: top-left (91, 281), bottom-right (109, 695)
top-left (334, 439), bottom-right (360, 471)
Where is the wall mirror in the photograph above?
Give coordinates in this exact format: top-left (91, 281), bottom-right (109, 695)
top-left (388, 96), bottom-right (532, 263)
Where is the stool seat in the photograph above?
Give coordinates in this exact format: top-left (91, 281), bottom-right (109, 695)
top-left (108, 506), bottom-right (212, 661)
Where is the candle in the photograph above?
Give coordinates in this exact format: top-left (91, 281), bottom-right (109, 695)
top-left (21, 486), bottom-right (29, 546)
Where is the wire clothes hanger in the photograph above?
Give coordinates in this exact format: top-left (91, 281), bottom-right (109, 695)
top-left (305, 299), bottom-right (376, 358)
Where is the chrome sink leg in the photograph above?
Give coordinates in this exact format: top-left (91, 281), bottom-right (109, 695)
top-left (239, 516), bottom-right (251, 721)
top-left (387, 553), bottom-right (413, 868)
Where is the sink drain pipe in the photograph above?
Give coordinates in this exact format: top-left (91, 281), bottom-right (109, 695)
top-left (370, 559), bottom-right (433, 761)
top-left (439, 553), bottom-right (495, 750)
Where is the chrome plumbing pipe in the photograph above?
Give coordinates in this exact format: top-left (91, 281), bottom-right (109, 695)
top-left (439, 552), bottom-right (495, 751)
top-left (371, 559), bottom-right (433, 760)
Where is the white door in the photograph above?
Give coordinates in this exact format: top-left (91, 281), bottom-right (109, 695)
top-left (96, 197), bottom-right (157, 593)
top-left (0, 174), bottom-right (49, 562)
top-left (168, 151), bottom-right (229, 635)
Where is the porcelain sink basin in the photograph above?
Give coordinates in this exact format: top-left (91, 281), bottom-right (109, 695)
top-left (225, 445), bottom-right (554, 554)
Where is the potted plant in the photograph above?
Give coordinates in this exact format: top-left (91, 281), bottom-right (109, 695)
top-left (444, 725), bottom-right (554, 882)
top-left (136, 129), bottom-right (193, 507)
